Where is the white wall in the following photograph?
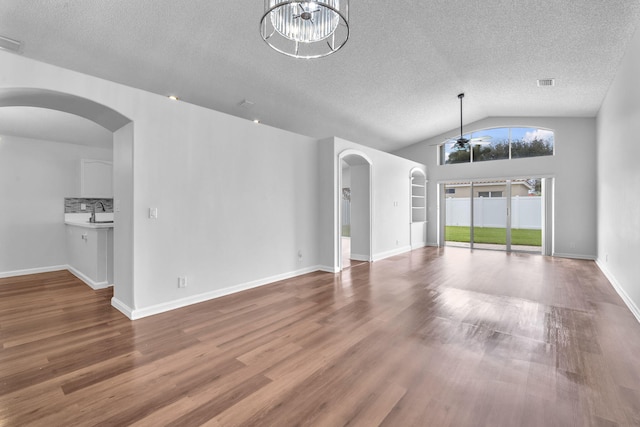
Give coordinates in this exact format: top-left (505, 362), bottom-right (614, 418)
top-left (1, 52), bottom-right (427, 318)
top-left (0, 52), bottom-right (322, 318)
top-left (112, 122), bottom-right (134, 309)
top-left (0, 134), bottom-right (112, 275)
top-left (131, 107), bottom-right (321, 312)
top-left (321, 138), bottom-right (427, 269)
top-left (394, 117), bottom-right (597, 259)
top-left (341, 160), bottom-right (350, 187)
top-left (318, 138), bottom-right (337, 270)
top-left (596, 22), bottom-right (640, 320)
top-left (349, 163), bottom-right (370, 260)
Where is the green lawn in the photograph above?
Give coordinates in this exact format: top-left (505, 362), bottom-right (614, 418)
top-left (446, 226), bottom-right (541, 246)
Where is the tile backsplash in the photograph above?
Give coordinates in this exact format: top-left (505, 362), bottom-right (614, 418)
top-left (65, 198), bottom-right (113, 213)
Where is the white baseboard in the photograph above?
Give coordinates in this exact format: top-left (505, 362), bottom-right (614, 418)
top-left (318, 265), bottom-right (340, 273)
top-left (0, 265), bottom-right (67, 279)
top-left (350, 253), bottom-right (370, 262)
top-left (372, 245), bottom-right (412, 262)
top-left (411, 242), bottom-right (427, 250)
top-left (126, 265), bottom-right (324, 320)
top-left (111, 297), bottom-right (134, 319)
top-left (552, 252), bottom-right (597, 261)
top-left (596, 259), bottom-right (640, 324)
top-left (67, 266), bottom-right (112, 290)
top-left (426, 242), bottom-right (440, 247)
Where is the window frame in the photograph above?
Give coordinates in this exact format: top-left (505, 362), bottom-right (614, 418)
top-left (439, 126), bottom-right (555, 166)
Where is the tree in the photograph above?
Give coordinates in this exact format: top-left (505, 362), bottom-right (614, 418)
top-left (445, 138), bottom-right (553, 164)
top-left (511, 138), bottom-right (554, 158)
top-left (473, 141), bottom-right (509, 162)
top-left (446, 147), bottom-right (470, 164)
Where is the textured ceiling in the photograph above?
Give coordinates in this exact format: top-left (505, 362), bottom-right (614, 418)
top-left (1, 1), bottom-right (640, 152)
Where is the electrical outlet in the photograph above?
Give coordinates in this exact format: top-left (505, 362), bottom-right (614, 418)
top-left (178, 277), bottom-right (187, 288)
top-left (149, 207), bottom-right (158, 219)
top-left (80, 203), bottom-right (86, 210)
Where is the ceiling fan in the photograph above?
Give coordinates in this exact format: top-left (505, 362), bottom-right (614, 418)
top-left (448, 93), bottom-right (491, 150)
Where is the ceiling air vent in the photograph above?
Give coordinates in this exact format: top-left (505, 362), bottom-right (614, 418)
top-left (0, 35), bottom-right (22, 53)
top-left (537, 78), bottom-right (555, 87)
top-left (239, 99), bottom-right (255, 109)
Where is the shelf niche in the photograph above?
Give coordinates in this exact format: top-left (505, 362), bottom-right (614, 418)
top-left (410, 170), bottom-right (426, 223)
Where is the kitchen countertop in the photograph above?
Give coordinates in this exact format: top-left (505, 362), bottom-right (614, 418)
top-left (65, 220), bottom-right (114, 229)
top-left (64, 212), bottom-right (114, 229)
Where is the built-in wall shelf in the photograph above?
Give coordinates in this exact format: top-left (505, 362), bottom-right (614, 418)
top-left (410, 169), bottom-right (428, 249)
top-left (411, 172), bottom-right (426, 223)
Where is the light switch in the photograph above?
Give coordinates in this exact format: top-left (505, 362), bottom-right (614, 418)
top-left (80, 203), bottom-right (86, 210)
top-left (149, 207), bottom-right (158, 219)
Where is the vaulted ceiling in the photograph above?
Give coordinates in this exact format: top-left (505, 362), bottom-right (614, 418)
top-left (1, 1), bottom-right (640, 152)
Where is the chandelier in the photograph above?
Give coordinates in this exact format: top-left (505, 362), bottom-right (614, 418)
top-left (260, 0), bottom-right (349, 59)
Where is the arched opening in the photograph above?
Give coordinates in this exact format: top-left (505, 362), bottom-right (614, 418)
top-left (0, 88), bottom-right (134, 314)
top-left (337, 150), bottom-right (372, 271)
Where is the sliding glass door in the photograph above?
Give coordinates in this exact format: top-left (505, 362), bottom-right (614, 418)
top-left (442, 178), bottom-right (545, 254)
top-left (444, 182), bottom-right (471, 248)
top-left (510, 178), bottom-right (543, 253)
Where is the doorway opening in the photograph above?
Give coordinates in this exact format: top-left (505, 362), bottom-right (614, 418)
top-left (0, 88), bottom-right (135, 315)
top-left (338, 150), bottom-right (372, 271)
top-left (441, 178), bottom-right (552, 255)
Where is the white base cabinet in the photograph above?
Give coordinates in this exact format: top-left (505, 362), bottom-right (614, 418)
top-left (66, 224), bottom-right (113, 288)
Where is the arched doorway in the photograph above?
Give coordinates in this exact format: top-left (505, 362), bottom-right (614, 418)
top-left (0, 88), bottom-right (134, 312)
top-left (338, 150), bottom-right (372, 271)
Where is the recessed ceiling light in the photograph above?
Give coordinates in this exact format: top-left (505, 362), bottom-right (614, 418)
top-left (253, 119), bottom-right (260, 124)
top-left (537, 78), bottom-right (555, 87)
top-left (168, 95), bottom-right (179, 101)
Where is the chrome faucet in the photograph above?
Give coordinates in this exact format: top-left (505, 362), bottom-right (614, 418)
top-left (90, 201), bottom-right (106, 223)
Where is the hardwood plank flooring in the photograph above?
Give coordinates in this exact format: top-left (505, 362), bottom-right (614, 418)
top-left (2, 247), bottom-right (640, 426)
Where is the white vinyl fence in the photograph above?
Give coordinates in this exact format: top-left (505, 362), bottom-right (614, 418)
top-left (446, 196), bottom-right (541, 229)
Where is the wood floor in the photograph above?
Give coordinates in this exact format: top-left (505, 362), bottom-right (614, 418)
top-left (2, 247), bottom-right (640, 426)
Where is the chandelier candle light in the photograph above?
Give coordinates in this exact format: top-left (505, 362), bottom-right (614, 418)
top-left (260, 0), bottom-right (349, 59)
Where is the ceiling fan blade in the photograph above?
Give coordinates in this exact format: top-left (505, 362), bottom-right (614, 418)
top-left (469, 136), bottom-right (492, 145)
top-left (471, 136), bottom-right (492, 141)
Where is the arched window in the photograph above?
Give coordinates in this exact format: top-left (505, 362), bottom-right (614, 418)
top-left (439, 127), bottom-right (554, 165)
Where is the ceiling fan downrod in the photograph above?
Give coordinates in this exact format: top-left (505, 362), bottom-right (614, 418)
top-left (458, 93), bottom-right (464, 143)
